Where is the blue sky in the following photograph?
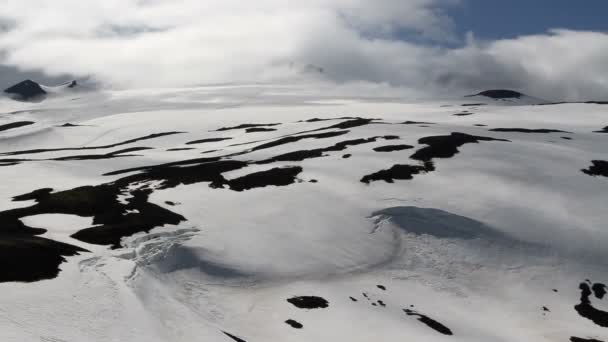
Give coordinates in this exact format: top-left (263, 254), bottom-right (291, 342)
top-left (450, 0), bottom-right (608, 40)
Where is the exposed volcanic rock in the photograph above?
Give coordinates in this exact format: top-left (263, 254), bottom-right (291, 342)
top-left (245, 127), bottom-right (277, 133)
top-left (410, 132), bottom-right (509, 162)
top-left (285, 319), bottom-right (303, 329)
top-left (402, 121), bottom-right (435, 125)
top-left (373, 144), bottom-right (414, 152)
top-left (574, 281), bottom-right (608, 327)
top-left (225, 166), bottom-right (303, 191)
top-left (582, 161), bottom-right (608, 178)
top-left (472, 89), bottom-right (523, 99)
top-left (222, 331), bottom-right (247, 342)
top-left (251, 131), bottom-right (349, 152)
top-left (258, 137), bottom-right (391, 164)
top-left (0, 234), bottom-right (87, 283)
top-left (215, 123), bottom-right (280, 132)
top-left (186, 137), bottom-right (232, 145)
top-left (570, 337), bottom-right (605, 342)
top-left (403, 309), bottom-right (453, 336)
top-left (287, 296), bottom-right (329, 309)
top-left (594, 126), bottom-right (608, 133)
top-left (4, 80), bottom-right (46, 101)
top-left (1, 131), bottom-right (184, 156)
top-left (361, 162), bottom-right (435, 184)
top-left (0, 121), bottom-right (35, 132)
top-left (489, 128), bottom-right (571, 133)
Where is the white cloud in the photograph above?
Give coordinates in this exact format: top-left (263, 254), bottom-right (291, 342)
top-left (0, 0), bottom-right (607, 101)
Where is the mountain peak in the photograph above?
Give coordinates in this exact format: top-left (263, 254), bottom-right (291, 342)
top-left (4, 79), bottom-right (47, 101)
top-left (475, 89), bottom-right (524, 99)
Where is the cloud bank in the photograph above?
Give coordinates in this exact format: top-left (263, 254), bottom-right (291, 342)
top-left (1, 0), bottom-right (607, 101)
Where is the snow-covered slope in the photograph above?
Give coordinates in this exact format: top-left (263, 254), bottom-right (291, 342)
top-left (0, 83), bottom-right (607, 342)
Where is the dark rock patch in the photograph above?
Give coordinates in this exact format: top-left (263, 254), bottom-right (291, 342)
top-left (0, 121), bottom-right (35, 132)
top-left (402, 121), bottom-right (435, 125)
top-left (342, 154), bottom-right (352, 159)
top-left (410, 132), bottom-right (509, 162)
top-left (574, 281), bottom-right (608, 327)
top-left (489, 128), bottom-right (571, 133)
top-left (383, 135), bottom-right (400, 140)
top-left (373, 144), bottom-right (414, 152)
top-left (582, 161), bottom-right (608, 178)
top-left (377, 285), bottom-right (386, 291)
top-left (167, 148), bottom-right (195, 151)
top-left (453, 112), bottom-right (474, 116)
top-left (594, 126), bottom-right (608, 133)
top-left (474, 124), bottom-right (487, 127)
top-left (51, 147), bottom-right (153, 161)
top-left (287, 296), bottom-right (329, 309)
top-left (222, 331), bottom-right (247, 342)
top-left (251, 130), bottom-right (349, 152)
top-left (58, 123), bottom-right (85, 127)
top-left (1, 132), bottom-right (184, 156)
top-left (403, 309), bottom-right (453, 336)
top-left (215, 123), bottom-right (280, 132)
top-left (462, 103), bottom-right (487, 107)
top-left (259, 136), bottom-right (389, 164)
top-left (186, 137), bottom-right (232, 145)
top-left (571, 337), bottom-right (605, 342)
top-left (298, 117), bottom-right (358, 123)
top-left (350, 297), bottom-right (358, 302)
top-left (4, 80), bottom-right (46, 101)
top-left (285, 319), bottom-right (303, 329)
top-left (561, 137), bottom-right (573, 140)
top-left (553, 289), bottom-right (559, 293)
top-left (543, 306), bottom-right (550, 312)
top-left (224, 166), bottom-right (303, 192)
top-left (593, 283), bottom-right (607, 299)
top-left (471, 89), bottom-right (523, 99)
top-left (245, 127), bottom-right (277, 133)
top-left (0, 234), bottom-right (87, 283)
top-left (378, 300), bottom-right (386, 307)
top-left (165, 201), bottom-right (177, 206)
top-left (361, 162), bottom-right (435, 184)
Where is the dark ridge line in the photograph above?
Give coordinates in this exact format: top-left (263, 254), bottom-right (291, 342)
top-left (245, 127), bottom-right (277, 133)
top-left (285, 319), bottom-right (303, 329)
top-left (538, 101), bottom-right (608, 106)
top-left (215, 123), bottom-right (280, 132)
top-left (287, 296), bottom-right (329, 309)
top-left (186, 137), bottom-right (232, 145)
top-left (401, 121), bottom-right (435, 125)
top-left (201, 149), bottom-right (220, 154)
top-left (489, 128), bottom-right (572, 133)
top-left (462, 103), bottom-right (487, 107)
top-left (361, 162), bottom-right (435, 184)
top-left (373, 144), bottom-right (414, 152)
top-left (0, 121), bottom-right (35, 132)
top-left (571, 337), bottom-right (605, 342)
top-left (251, 130), bottom-right (349, 152)
top-left (594, 126), bottom-right (608, 133)
top-left (474, 124), bottom-right (487, 127)
top-left (167, 148), bottom-right (195, 151)
top-left (574, 282), bottom-right (608, 327)
top-left (0, 131), bottom-right (184, 156)
top-left (468, 89), bottom-right (523, 99)
top-left (411, 132), bottom-right (509, 162)
top-left (453, 112), bottom-right (474, 116)
top-left (52, 147), bottom-right (153, 161)
top-left (582, 161), bottom-right (608, 178)
top-left (257, 136), bottom-right (396, 164)
top-left (104, 156), bottom-right (223, 176)
top-left (403, 309), bottom-right (453, 336)
top-left (297, 117), bottom-right (358, 123)
top-left (592, 283), bottom-right (607, 299)
top-left (222, 331), bottom-right (247, 342)
top-left (225, 166), bottom-right (303, 192)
